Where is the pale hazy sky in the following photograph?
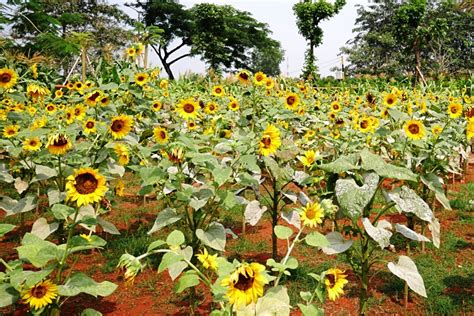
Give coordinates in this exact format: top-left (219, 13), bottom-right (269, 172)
top-left (118, 0), bottom-right (371, 77)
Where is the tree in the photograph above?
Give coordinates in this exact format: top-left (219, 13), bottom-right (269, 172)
top-left (293, 0), bottom-right (346, 80)
top-left (133, 0), bottom-right (283, 79)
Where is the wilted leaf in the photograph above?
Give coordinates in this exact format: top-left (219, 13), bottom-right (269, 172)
top-left (387, 256), bottom-right (427, 297)
top-left (31, 217), bottom-right (59, 240)
top-left (362, 218), bottom-right (392, 249)
top-left (281, 210), bottom-right (301, 229)
top-left (322, 232), bottom-right (353, 255)
top-left (335, 173), bottom-right (379, 219)
top-left (387, 186), bottom-right (434, 222)
top-left (196, 222), bottom-right (226, 251)
top-left (58, 273), bottom-right (117, 297)
top-left (395, 224), bottom-right (430, 242)
top-left (244, 200), bottom-right (267, 226)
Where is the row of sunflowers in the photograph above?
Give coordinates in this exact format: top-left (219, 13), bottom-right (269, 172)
top-left (0, 57), bottom-right (472, 315)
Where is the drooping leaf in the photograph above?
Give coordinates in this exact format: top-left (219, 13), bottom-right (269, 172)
top-left (175, 271), bottom-right (200, 293)
top-left (148, 208), bottom-right (182, 235)
top-left (387, 186), bottom-right (434, 222)
top-left (31, 217), bottom-right (59, 240)
top-left (0, 224), bottom-right (15, 237)
top-left (305, 231), bottom-right (329, 248)
top-left (395, 224), bottom-right (430, 242)
top-left (321, 232), bottom-right (353, 255)
top-left (387, 256), bottom-right (427, 297)
top-left (362, 218), bottom-right (392, 249)
top-left (0, 284), bottom-right (19, 308)
top-left (420, 174), bottom-right (451, 210)
top-left (319, 154), bottom-right (360, 173)
top-left (196, 222), bottom-right (226, 251)
top-left (281, 210), bottom-right (301, 229)
top-left (244, 200), bottom-right (267, 226)
top-left (58, 273), bottom-right (117, 297)
top-left (335, 173), bottom-right (379, 219)
top-left (360, 149), bottom-right (417, 181)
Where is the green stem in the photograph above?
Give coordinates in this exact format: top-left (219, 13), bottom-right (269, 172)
top-left (55, 206), bottom-right (80, 284)
top-left (371, 202), bottom-right (396, 225)
top-left (273, 227), bottom-right (304, 287)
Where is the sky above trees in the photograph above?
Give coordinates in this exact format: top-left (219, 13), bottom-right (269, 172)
top-left (117, 0), bottom-right (370, 77)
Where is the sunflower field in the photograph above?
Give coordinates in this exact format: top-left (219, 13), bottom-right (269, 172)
top-left (0, 46), bottom-right (473, 316)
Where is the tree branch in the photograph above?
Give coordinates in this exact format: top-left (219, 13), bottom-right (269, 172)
top-left (167, 41), bottom-right (187, 57)
top-left (168, 53), bottom-right (192, 66)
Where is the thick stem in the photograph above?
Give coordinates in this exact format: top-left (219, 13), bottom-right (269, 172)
top-left (56, 206), bottom-right (80, 285)
top-left (359, 236), bottom-right (370, 315)
top-left (271, 179), bottom-right (279, 260)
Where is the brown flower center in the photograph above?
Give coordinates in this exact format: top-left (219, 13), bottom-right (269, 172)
top-left (256, 75), bottom-right (263, 81)
top-left (75, 173), bottom-right (98, 194)
top-left (215, 88), bottom-right (222, 94)
top-left (137, 76), bottom-right (145, 82)
top-left (450, 105), bottom-right (458, 113)
top-left (47, 105), bottom-right (54, 111)
top-left (326, 274), bottom-right (336, 288)
top-left (234, 273), bottom-right (254, 291)
top-left (306, 208), bottom-right (317, 219)
top-left (387, 97), bottom-right (394, 105)
top-left (408, 123), bottom-right (419, 134)
top-left (7, 129), bottom-right (15, 135)
top-left (88, 91), bottom-right (100, 102)
top-left (29, 140), bottom-right (37, 146)
top-left (287, 96), bottom-right (296, 106)
top-left (74, 108), bottom-right (81, 116)
top-left (53, 135), bottom-right (68, 146)
top-left (31, 285), bottom-right (47, 298)
top-left (261, 135), bottom-right (271, 148)
top-left (183, 103), bottom-right (195, 113)
top-left (111, 119), bottom-right (124, 132)
top-left (86, 121), bottom-right (94, 129)
top-left (1, 73), bottom-right (12, 83)
top-left (360, 120), bottom-right (369, 129)
top-left (239, 73), bottom-right (249, 80)
top-left (160, 131), bottom-right (166, 139)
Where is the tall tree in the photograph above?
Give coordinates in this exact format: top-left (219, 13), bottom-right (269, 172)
top-left (133, 0), bottom-right (283, 79)
top-left (293, 0), bottom-right (346, 80)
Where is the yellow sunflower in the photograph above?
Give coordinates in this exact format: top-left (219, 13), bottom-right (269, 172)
top-left (73, 81), bottom-right (84, 92)
top-left (357, 117), bottom-right (372, 133)
top-left (153, 126), bottom-right (169, 144)
top-left (3, 124), bottom-right (19, 138)
top-left (304, 129), bottom-right (316, 139)
top-left (196, 248), bottom-right (218, 271)
top-left (324, 268), bottom-right (348, 301)
top-left (83, 118), bottom-right (97, 135)
top-left (300, 202), bottom-right (324, 228)
top-left (467, 120), bottom-right (474, 140)
top-left (228, 97), bottom-right (239, 111)
top-left (259, 124), bottom-right (281, 156)
top-left (109, 114), bottom-right (133, 139)
top-left (331, 100), bottom-right (342, 112)
top-left (212, 85), bottom-right (225, 97)
top-left (47, 134), bottom-right (72, 155)
top-left (447, 103), bottom-right (462, 119)
top-left (114, 143), bottom-right (130, 166)
top-left (65, 108), bottom-right (75, 125)
top-left (297, 150), bottom-right (318, 167)
top-left (45, 103), bottom-right (56, 114)
top-left (204, 102), bottom-right (219, 115)
top-left (265, 77), bottom-right (274, 90)
top-left (27, 84), bottom-right (50, 100)
top-left (160, 79), bottom-right (169, 90)
top-left (151, 100), bottom-right (162, 112)
top-left (134, 72), bottom-right (149, 86)
top-left (236, 70), bottom-right (251, 84)
top-left (115, 179), bottom-right (125, 197)
top-left (21, 279), bottom-right (58, 311)
top-left (126, 47), bottom-right (136, 57)
top-left (0, 68), bottom-right (18, 90)
top-left (284, 92), bottom-right (300, 110)
top-left (404, 119), bottom-right (425, 140)
top-left (187, 121), bottom-right (198, 130)
top-left (85, 90), bottom-right (102, 106)
top-left (220, 262), bottom-right (269, 308)
top-left (23, 137), bottom-right (42, 152)
top-left (253, 71), bottom-right (267, 86)
top-left (431, 124), bottom-right (443, 137)
top-left (383, 93), bottom-right (398, 107)
top-left (176, 98), bottom-right (200, 120)
top-left (66, 168), bottom-right (108, 207)
top-left (74, 104), bottom-right (87, 121)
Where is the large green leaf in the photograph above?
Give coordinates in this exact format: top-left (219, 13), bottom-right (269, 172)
top-left (30, 217), bottom-right (59, 240)
top-left (17, 233), bottom-right (59, 268)
top-left (0, 164), bottom-right (14, 183)
top-left (58, 273), bottom-right (117, 297)
top-left (321, 232), bottom-right (353, 255)
top-left (360, 149), bottom-right (417, 181)
top-left (148, 208), bottom-right (182, 235)
top-left (387, 256), bottom-right (427, 297)
top-left (420, 174), bottom-right (451, 210)
top-left (319, 154), bottom-right (359, 173)
top-left (196, 222), bottom-right (226, 251)
top-left (175, 271), bottom-right (200, 293)
top-left (0, 195), bottom-right (37, 216)
top-left (34, 164), bottom-right (58, 181)
top-left (212, 166), bottom-right (232, 186)
top-left (362, 218), bottom-right (392, 249)
top-left (335, 173), bottom-right (379, 219)
top-left (244, 200), bottom-right (267, 226)
top-left (0, 284), bottom-right (18, 308)
top-left (0, 224), bottom-right (15, 237)
top-left (305, 231), bottom-right (329, 248)
top-left (387, 186), bottom-right (434, 222)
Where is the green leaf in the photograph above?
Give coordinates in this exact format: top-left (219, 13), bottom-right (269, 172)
top-left (387, 186), bottom-right (434, 222)
top-left (47, 189), bottom-right (66, 206)
top-left (0, 195), bottom-right (37, 216)
top-left (196, 222), bottom-right (226, 251)
top-left (274, 225), bottom-right (293, 240)
top-left (360, 149), bottom-right (417, 181)
top-left (166, 230), bottom-right (185, 247)
top-left (51, 204), bottom-right (75, 220)
top-left (244, 200), bottom-right (267, 226)
top-left (0, 164), bottom-right (14, 183)
top-left (321, 232), bottom-right (353, 255)
top-left (10, 266), bottom-right (55, 289)
top-left (362, 218), bottom-right (392, 249)
top-left (420, 174), bottom-right (451, 210)
top-left (335, 173), bottom-right (379, 219)
top-left (212, 166), bottom-right (232, 186)
top-left (174, 271), bottom-right (200, 293)
top-left (107, 159), bottom-right (125, 177)
top-left (58, 273), bottom-right (117, 297)
top-left (189, 198), bottom-right (208, 211)
top-left (17, 233), bottom-right (59, 268)
top-left (319, 154), bottom-right (360, 173)
top-left (80, 308), bottom-right (102, 316)
top-left (240, 154), bottom-right (260, 173)
top-left (387, 256), bottom-right (427, 297)
top-left (34, 164), bottom-right (58, 181)
top-left (147, 240), bottom-right (166, 252)
top-left (31, 217), bottom-right (59, 240)
top-left (97, 217), bottom-right (120, 235)
top-left (158, 252), bottom-right (183, 274)
top-left (298, 304), bottom-right (324, 316)
top-left (148, 208), bottom-right (182, 235)
top-left (255, 286), bottom-right (290, 316)
top-left (0, 224), bottom-right (15, 237)
top-left (0, 284), bottom-right (19, 308)
top-left (305, 231), bottom-right (329, 248)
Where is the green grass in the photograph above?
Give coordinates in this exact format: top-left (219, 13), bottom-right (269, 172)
top-left (450, 182), bottom-right (474, 212)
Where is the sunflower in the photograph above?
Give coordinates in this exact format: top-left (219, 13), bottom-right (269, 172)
top-left (74, 104), bottom-right (87, 121)
top-left (228, 97), bottom-right (239, 111)
top-left (366, 92), bottom-right (376, 106)
top-left (126, 47), bottom-right (136, 57)
top-left (297, 150), bottom-right (318, 167)
top-left (115, 179), bottom-right (125, 197)
top-left (431, 124), bottom-right (443, 137)
top-left (114, 143), bottom-right (130, 166)
top-left (99, 95), bottom-right (110, 107)
top-left (259, 124), bottom-right (281, 156)
top-left (167, 147), bottom-right (184, 164)
top-left (65, 108), bottom-right (75, 125)
top-left (300, 202), bottom-right (324, 228)
top-left (109, 114), bottom-right (133, 139)
top-left (467, 121), bottom-right (474, 140)
top-left (159, 79), bottom-right (169, 90)
top-left (380, 107), bottom-right (389, 119)
top-left (447, 103), bottom-right (462, 119)
top-left (284, 92), bottom-right (300, 110)
top-left (176, 99), bottom-right (200, 120)
top-left (196, 248), bottom-right (218, 270)
top-left (0, 68), bottom-right (18, 90)
top-left (187, 121), bottom-right (198, 130)
top-left (331, 100), bottom-right (342, 112)
top-left (304, 129), bottom-right (316, 139)
top-left (212, 85), bottom-right (225, 97)
top-left (324, 268), bottom-right (348, 301)
top-left (85, 90), bottom-right (102, 106)
top-left (236, 70), bottom-right (251, 84)
top-left (21, 279), bottom-right (58, 311)
top-left (26, 105), bottom-right (35, 116)
top-left (74, 81), bottom-right (84, 92)
top-left (134, 72), bottom-right (149, 86)
top-left (66, 168), bottom-right (108, 207)
top-left (47, 134), bottom-right (72, 155)
top-left (357, 117), bottom-right (372, 133)
top-left (383, 93), bottom-right (397, 107)
top-left (219, 129), bottom-right (232, 138)
top-left (265, 77), bottom-right (274, 90)
top-left (253, 71), bottom-right (266, 86)
top-left (23, 137), bottom-right (42, 152)
top-left (220, 262), bottom-right (269, 308)
top-left (45, 103), bottom-right (56, 114)
top-left (66, 82), bottom-right (75, 90)
top-left (27, 84), bottom-right (50, 100)
top-left (83, 118), bottom-right (97, 135)
top-left (204, 102), bottom-right (219, 115)
top-left (151, 100), bottom-right (162, 112)
top-left (3, 124), bottom-right (19, 138)
top-left (153, 126), bottom-right (169, 144)
top-left (31, 116), bottom-right (47, 130)
top-left (404, 119), bottom-right (425, 140)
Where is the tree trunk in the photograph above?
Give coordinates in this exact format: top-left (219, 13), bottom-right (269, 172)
top-left (163, 62), bottom-right (175, 80)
